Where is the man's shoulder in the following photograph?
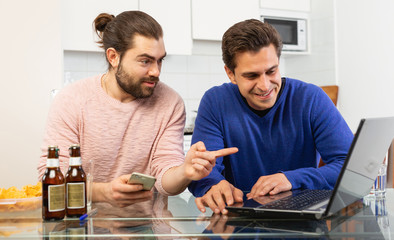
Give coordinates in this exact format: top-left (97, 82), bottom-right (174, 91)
top-left (285, 78), bottom-right (318, 88)
top-left (284, 78), bottom-right (321, 95)
top-left (144, 82), bottom-right (185, 112)
top-left (53, 75), bottom-right (100, 107)
top-left (143, 82), bottom-right (185, 119)
top-left (203, 83), bottom-right (236, 98)
top-left (58, 75), bottom-right (99, 97)
top-left (155, 81), bottom-right (180, 95)
top-left (209, 82), bottom-right (234, 90)
top-left (154, 81), bottom-right (183, 102)
top-left (283, 78), bottom-right (331, 111)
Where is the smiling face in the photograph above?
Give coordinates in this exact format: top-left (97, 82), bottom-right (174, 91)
top-left (115, 34), bottom-right (166, 99)
top-left (225, 44), bottom-right (282, 111)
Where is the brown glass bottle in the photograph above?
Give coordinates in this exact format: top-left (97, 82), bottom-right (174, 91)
top-left (65, 144), bottom-right (87, 217)
top-left (42, 146), bottom-right (65, 221)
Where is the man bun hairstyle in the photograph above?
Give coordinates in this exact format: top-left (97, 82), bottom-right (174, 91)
top-left (94, 13), bottom-right (115, 39)
top-left (93, 11), bottom-right (163, 68)
top-left (222, 19), bottom-right (283, 72)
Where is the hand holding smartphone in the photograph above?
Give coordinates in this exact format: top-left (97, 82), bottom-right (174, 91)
top-left (127, 172), bottom-right (156, 191)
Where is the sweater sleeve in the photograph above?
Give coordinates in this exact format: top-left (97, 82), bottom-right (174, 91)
top-left (37, 85), bottom-right (81, 180)
top-left (283, 87), bottom-right (353, 190)
top-left (150, 91), bottom-right (187, 195)
top-left (188, 90), bottom-right (227, 197)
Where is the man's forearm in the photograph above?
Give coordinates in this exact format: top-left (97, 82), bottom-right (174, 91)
top-left (161, 165), bottom-right (191, 195)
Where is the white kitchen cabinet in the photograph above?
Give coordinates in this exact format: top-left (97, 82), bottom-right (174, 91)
top-left (260, 0), bottom-right (310, 12)
top-left (140, 0), bottom-right (192, 55)
top-left (191, 0), bottom-right (260, 41)
top-left (61, 0), bottom-right (139, 52)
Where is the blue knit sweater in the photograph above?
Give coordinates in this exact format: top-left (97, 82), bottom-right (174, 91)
top-left (188, 78), bottom-right (353, 197)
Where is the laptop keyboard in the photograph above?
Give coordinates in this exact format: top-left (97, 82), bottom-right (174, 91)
top-left (260, 189), bottom-right (332, 210)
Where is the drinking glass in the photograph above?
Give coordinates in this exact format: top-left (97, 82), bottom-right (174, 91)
top-left (86, 158), bottom-right (94, 211)
top-left (374, 162), bottom-right (387, 198)
top-left (369, 154), bottom-right (387, 199)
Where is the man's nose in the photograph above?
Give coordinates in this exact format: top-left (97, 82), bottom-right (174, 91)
top-left (149, 62), bottom-right (161, 77)
top-left (256, 75), bottom-right (269, 92)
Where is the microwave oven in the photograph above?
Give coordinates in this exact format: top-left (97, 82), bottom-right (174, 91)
top-left (261, 16), bottom-right (307, 52)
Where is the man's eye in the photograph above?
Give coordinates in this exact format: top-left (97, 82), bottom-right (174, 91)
top-left (267, 69), bottom-right (276, 75)
top-left (141, 59), bottom-right (150, 64)
top-left (245, 74), bottom-right (258, 79)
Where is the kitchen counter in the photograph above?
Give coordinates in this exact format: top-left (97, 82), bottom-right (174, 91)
top-left (1, 190), bottom-right (393, 239)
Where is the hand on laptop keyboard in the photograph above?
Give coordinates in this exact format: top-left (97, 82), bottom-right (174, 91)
top-left (258, 189), bottom-right (332, 210)
top-left (246, 173), bottom-right (292, 200)
top-left (252, 190), bottom-right (293, 205)
top-left (195, 180), bottom-right (244, 215)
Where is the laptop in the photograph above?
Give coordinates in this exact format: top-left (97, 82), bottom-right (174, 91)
top-left (226, 117), bottom-right (394, 220)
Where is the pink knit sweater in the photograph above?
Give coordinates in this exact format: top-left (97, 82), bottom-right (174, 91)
top-left (38, 75), bottom-right (186, 195)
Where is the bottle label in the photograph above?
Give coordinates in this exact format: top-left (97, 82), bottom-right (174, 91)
top-left (48, 184), bottom-right (65, 212)
top-left (67, 182), bottom-right (85, 209)
top-left (49, 231), bottom-right (66, 238)
top-left (68, 227), bottom-right (86, 235)
top-left (46, 158), bottom-right (59, 167)
top-left (69, 157), bottom-right (82, 166)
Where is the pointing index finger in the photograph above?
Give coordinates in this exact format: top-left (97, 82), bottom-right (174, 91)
top-left (212, 147), bottom-right (238, 158)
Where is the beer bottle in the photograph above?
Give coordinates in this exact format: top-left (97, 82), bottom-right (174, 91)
top-left (65, 144), bottom-right (87, 217)
top-left (42, 146), bottom-right (65, 220)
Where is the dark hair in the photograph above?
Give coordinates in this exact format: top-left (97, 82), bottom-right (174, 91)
top-left (93, 11), bottom-right (163, 69)
top-left (222, 19), bottom-right (282, 72)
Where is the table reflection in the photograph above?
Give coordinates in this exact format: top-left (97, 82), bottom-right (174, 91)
top-left (1, 190), bottom-right (393, 239)
top-left (40, 193), bottom-right (176, 238)
top-left (198, 214), bottom-right (328, 240)
top-left (364, 196), bottom-right (390, 239)
top-left (197, 197), bottom-right (390, 240)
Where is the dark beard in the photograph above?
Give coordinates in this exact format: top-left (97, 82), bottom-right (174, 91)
top-left (115, 65), bottom-right (159, 99)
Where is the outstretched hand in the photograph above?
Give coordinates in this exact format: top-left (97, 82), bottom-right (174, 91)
top-left (183, 141), bottom-right (238, 181)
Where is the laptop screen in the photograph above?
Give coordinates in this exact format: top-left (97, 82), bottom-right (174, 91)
top-left (326, 117), bottom-right (394, 216)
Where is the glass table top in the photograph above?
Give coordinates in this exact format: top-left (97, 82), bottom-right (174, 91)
top-left (0, 189), bottom-right (393, 239)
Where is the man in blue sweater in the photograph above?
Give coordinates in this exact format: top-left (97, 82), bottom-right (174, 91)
top-left (188, 19), bottom-right (354, 215)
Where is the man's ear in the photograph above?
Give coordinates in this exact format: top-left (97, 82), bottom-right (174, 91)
top-left (224, 65), bottom-right (236, 84)
top-left (106, 48), bottom-right (120, 68)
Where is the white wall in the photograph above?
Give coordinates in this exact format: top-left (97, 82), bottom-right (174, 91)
top-left (0, 0), bottom-right (63, 188)
top-left (335, 0), bottom-right (394, 131)
top-left (284, 0), bottom-right (336, 87)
